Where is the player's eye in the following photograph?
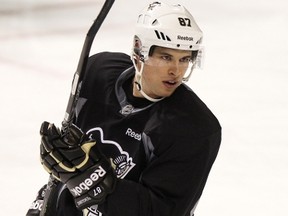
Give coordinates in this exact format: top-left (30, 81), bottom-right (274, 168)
top-left (161, 55), bottom-right (172, 61)
top-left (180, 56), bottom-right (192, 63)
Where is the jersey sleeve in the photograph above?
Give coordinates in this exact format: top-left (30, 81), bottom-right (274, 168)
top-left (74, 51), bottom-right (133, 123)
top-left (79, 52), bottom-right (133, 101)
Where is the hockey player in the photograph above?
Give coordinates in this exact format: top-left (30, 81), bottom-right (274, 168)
top-left (27, 1), bottom-right (221, 216)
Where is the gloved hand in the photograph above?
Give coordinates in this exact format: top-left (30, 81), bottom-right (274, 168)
top-left (40, 121), bottom-right (116, 209)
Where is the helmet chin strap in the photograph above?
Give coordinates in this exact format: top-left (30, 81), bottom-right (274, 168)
top-left (132, 57), bottom-right (164, 103)
top-left (182, 62), bottom-right (196, 83)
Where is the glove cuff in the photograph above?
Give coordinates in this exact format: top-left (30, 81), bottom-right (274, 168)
top-left (66, 160), bottom-right (117, 209)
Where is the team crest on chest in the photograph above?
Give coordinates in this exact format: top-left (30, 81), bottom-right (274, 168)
top-left (86, 127), bottom-right (136, 179)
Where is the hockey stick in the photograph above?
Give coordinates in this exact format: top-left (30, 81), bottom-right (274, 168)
top-left (39, 1), bottom-right (115, 215)
top-left (63, 0), bottom-right (115, 133)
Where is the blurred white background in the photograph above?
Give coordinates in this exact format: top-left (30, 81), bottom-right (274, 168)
top-left (0, 0), bottom-right (287, 215)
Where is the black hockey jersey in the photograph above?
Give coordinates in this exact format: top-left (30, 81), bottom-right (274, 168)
top-left (55, 52), bottom-right (221, 216)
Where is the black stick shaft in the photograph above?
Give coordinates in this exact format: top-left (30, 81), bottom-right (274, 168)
top-left (62, 0), bottom-right (115, 132)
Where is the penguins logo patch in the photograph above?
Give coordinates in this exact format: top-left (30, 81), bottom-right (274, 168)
top-left (86, 127), bottom-right (135, 179)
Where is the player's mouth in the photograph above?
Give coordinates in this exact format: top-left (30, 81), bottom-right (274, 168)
top-left (163, 80), bottom-right (179, 88)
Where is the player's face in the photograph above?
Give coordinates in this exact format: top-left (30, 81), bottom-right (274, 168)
top-left (137, 47), bottom-right (192, 99)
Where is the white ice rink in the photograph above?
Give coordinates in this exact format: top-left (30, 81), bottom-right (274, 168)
top-left (1, 0), bottom-right (287, 215)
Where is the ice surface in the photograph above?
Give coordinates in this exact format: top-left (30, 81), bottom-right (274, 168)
top-left (1, 0), bottom-right (287, 215)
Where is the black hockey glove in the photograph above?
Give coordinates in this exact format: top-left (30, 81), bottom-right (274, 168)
top-left (40, 121), bottom-right (117, 209)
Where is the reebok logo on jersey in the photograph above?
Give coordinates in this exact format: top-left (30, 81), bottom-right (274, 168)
top-left (126, 128), bottom-right (141, 141)
top-left (70, 166), bottom-right (106, 196)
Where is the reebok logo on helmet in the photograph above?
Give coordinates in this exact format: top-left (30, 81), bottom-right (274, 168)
top-left (177, 35), bottom-right (193, 41)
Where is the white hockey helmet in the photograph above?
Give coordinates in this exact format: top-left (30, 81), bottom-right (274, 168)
top-left (131, 1), bottom-right (204, 102)
top-left (132, 1), bottom-right (203, 60)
